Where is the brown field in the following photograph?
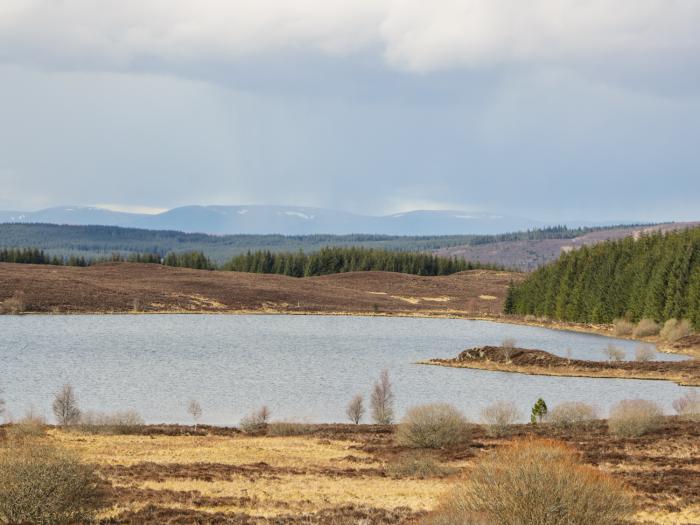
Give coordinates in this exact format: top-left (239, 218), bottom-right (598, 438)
top-left (0, 262), bottom-right (520, 317)
top-left (3, 419), bottom-right (697, 524)
top-left (424, 346), bottom-right (700, 386)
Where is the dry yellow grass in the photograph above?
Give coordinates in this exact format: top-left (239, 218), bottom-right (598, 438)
top-left (48, 430), bottom-right (455, 520)
top-left (37, 425), bottom-right (697, 524)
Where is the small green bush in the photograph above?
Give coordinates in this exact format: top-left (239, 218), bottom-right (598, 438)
top-left (0, 442), bottom-right (106, 524)
top-left (396, 404), bottom-right (470, 449)
top-left (530, 398), bottom-right (548, 424)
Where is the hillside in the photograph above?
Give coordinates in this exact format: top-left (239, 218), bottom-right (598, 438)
top-left (0, 222), bottom-right (657, 268)
top-left (438, 222), bottom-right (700, 270)
top-left (0, 205), bottom-right (544, 236)
top-left (0, 263), bottom-right (519, 316)
top-left (506, 226), bottom-right (700, 328)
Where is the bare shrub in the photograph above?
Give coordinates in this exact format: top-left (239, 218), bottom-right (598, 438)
top-left (5, 409), bottom-right (47, 441)
top-left (78, 410), bottom-right (144, 434)
top-left (52, 384), bottom-right (81, 427)
top-left (633, 318), bottom-right (660, 337)
top-left (547, 402), bottom-right (598, 429)
top-left (0, 441), bottom-right (106, 524)
top-left (612, 318), bottom-right (634, 336)
top-left (634, 344), bottom-right (656, 362)
top-left (239, 406), bottom-right (271, 435)
top-left (371, 369), bottom-right (394, 424)
top-left (0, 291), bottom-right (26, 314)
top-left (397, 404), bottom-right (470, 449)
top-left (346, 394), bottom-right (364, 424)
top-left (523, 314), bottom-right (537, 322)
top-left (501, 338), bottom-right (516, 362)
top-left (187, 399), bottom-right (203, 430)
top-left (603, 344), bottom-right (625, 362)
top-left (672, 391), bottom-right (700, 421)
top-left (608, 399), bottom-right (662, 437)
top-left (480, 401), bottom-right (520, 437)
top-left (660, 318), bottom-right (693, 342)
top-left (424, 439), bottom-right (635, 525)
top-left (387, 453), bottom-right (457, 479)
top-left (266, 421), bottom-right (314, 436)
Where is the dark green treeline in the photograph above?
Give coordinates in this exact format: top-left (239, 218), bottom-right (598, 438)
top-left (1, 246), bottom-right (503, 277)
top-left (223, 247), bottom-right (504, 277)
top-left (505, 227), bottom-right (700, 329)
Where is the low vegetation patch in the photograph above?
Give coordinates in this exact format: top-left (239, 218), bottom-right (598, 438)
top-left (660, 318), bottom-right (693, 342)
top-left (423, 439), bottom-right (635, 525)
top-left (78, 410), bottom-right (144, 434)
top-left (613, 318), bottom-right (635, 336)
top-left (480, 400), bottom-right (519, 437)
top-left (608, 399), bottom-right (662, 437)
top-left (239, 406), bottom-right (271, 435)
top-left (633, 318), bottom-right (660, 337)
top-left (396, 404), bottom-right (470, 449)
top-left (673, 390), bottom-right (700, 421)
top-left (266, 421), bottom-right (314, 436)
top-left (0, 291), bottom-right (25, 314)
top-left (547, 402), bottom-right (598, 429)
top-left (634, 344), bottom-right (656, 362)
top-left (386, 453), bottom-right (457, 479)
top-left (0, 440), bottom-right (106, 525)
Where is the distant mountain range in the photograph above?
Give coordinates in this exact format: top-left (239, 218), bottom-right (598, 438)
top-left (0, 205), bottom-right (616, 236)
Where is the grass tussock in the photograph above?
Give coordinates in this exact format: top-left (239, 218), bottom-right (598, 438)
top-left (386, 453), bottom-right (457, 479)
top-left (423, 438), bottom-right (635, 525)
top-left (608, 399), bottom-right (662, 437)
top-left (396, 404), bottom-right (470, 449)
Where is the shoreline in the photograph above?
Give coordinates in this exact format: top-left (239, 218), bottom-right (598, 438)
top-left (8, 307), bottom-right (698, 358)
top-left (422, 346), bottom-right (700, 387)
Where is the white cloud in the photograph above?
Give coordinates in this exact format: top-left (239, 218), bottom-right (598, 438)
top-left (0, 1), bottom-right (698, 76)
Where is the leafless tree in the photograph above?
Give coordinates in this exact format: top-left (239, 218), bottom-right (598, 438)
top-left (501, 338), bottom-right (516, 362)
top-left (371, 369), bottom-right (394, 424)
top-left (0, 388), bottom-right (5, 420)
top-left (604, 344), bottom-right (626, 362)
top-left (346, 394), bottom-right (364, 424)
top-left (52, 384), bottom-right (81, 426)
top-left (187, 399), bottom-right (203, 430)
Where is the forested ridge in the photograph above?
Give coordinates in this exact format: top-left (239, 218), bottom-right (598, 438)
top-left (223, 247), bottom-right (504, 276)
top-left (0, 223), bottom-right (641, 264)
top-left (0, 246), bottom-right (502, 276)
top-left (505, 227), bottom-right (700, 328)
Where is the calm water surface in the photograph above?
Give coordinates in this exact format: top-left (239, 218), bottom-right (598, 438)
top-left (1, 315), bottom-right (695, 425)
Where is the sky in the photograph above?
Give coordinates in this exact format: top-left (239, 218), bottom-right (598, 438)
top-left (1, 1), bottom-right (699, 222)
